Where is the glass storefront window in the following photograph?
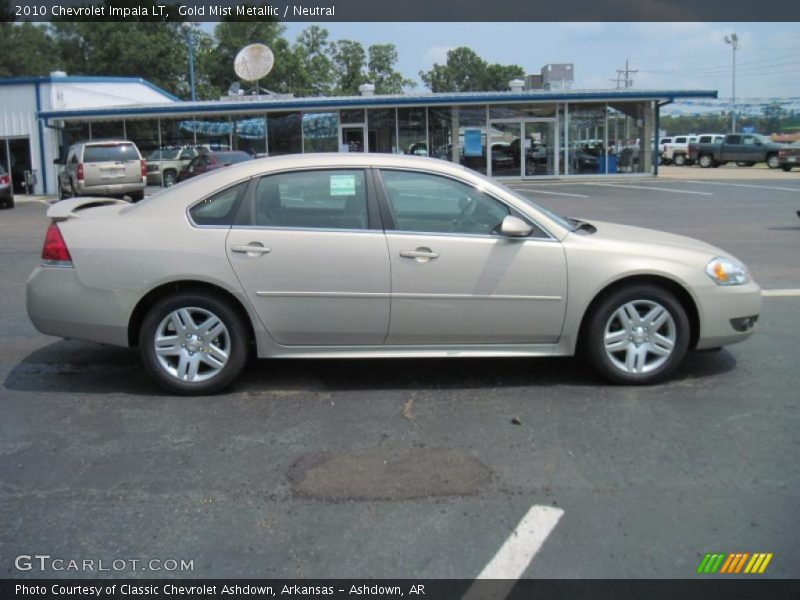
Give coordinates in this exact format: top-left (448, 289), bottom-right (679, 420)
top-left (458, 105), bottom-right (487, 174)
top-left (188, 115), bottom-right (232, 151)
top-left (608, 102), bottom-right (650, 174)
top-left (568, 103), bottom-right (606, 175)
top-left (340, 109), bottom-right (365, 124)
top-left (303, 112), bottom-right (339, 153)
top-left (89, 120), bottom-right (125, 141)
top-left (428, 106), bottom-right (454, 162)
top-left (268, 112), bottom-right (302, 155)
top-left (232, 114), bottom-right (266, 157)
top-left (62, 122), bottom-right (91, 155)
top-left (490, 103), bottom-right (556, 119)
top-left (398, 107), bottom-right (427, 156)
top-left (161, 118), bottom-right (196, 148)
top-left (367, 109), bottom-right (397, 154)
top-left (125, 119), bottom-right (161, 157)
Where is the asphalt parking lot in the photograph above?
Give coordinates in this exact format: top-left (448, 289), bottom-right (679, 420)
top-left (1, 175), bottom-right (799, 580)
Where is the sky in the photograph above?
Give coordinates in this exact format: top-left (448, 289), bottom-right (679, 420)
top-left (272, 22), bottom-right (800, 100)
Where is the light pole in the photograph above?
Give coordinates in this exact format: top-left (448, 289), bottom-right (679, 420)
top-left (724, 33), bottom-right (738, 133)
top-left (182, 22), bottom-right (198, 102)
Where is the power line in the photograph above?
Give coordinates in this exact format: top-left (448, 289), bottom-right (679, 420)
top-left (612, 58), bottom-right (637, 89)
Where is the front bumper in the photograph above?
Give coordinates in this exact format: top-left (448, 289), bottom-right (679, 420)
top-left (695, 281), bottom-right (762, 349)
top-left (26, 266), bottom-right (132, 347)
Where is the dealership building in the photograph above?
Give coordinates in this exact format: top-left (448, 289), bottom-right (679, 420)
top-left (0, 73), bottom-right (717, 195)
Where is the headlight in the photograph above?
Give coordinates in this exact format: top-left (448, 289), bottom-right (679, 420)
top-left (705, 256), bottom-right (750, 286)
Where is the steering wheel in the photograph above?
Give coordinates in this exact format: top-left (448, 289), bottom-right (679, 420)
top-left (452, 196), bottom-right (478, 231)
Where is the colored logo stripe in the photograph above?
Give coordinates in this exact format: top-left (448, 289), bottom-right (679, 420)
top-left (697, 552), bottom-right (773, 574)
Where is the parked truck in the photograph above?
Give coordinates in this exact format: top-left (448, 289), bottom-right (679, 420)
top-left (689, 133), bottom-right (787, 169)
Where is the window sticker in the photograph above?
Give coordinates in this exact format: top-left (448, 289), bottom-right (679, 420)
top-left (330, 174), bottom-right (356, 196)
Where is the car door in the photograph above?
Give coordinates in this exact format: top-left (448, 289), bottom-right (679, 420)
top-left (225, 168), bottom-right (391, 346)
top-left (377, 169), bottom-right (567, 345)
top-left (740, 135), bottom-right (762, 162)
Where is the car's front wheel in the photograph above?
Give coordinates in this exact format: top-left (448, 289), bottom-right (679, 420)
top-left (584, 285), bottom-right (690, 385)
top-left (162, 170), bottom-right (177, 187)
top-left (139, 292), bottom-right (249, 395)
top-left (698, 154), bottom-right (714, 168)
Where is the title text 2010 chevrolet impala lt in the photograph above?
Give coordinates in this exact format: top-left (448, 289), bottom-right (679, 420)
top-left (26, 154), bottom-right (761, 394)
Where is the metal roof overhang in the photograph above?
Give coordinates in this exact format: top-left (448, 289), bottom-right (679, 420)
top-left (38, 89), bottom-right (718, 123)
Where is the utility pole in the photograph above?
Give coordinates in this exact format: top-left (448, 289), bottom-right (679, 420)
top-left (614, 59), bottom-right (637, 89)
top-left (724, 33), bottom-right (739, 133)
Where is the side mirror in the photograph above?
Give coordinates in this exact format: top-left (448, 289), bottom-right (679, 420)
top-left (500, 215), bottom-right (533, 237)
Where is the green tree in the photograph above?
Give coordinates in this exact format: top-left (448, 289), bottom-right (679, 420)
top-left (203, 19), bottom-right (294, 98)
top-left (0, 22), bottom-right (58, 77)
top-left (288, 26), bottom-right (335, 97)
top-left (330, 39), bottom-right (366, 95)
top-left (419, 47), bottom-right (524, 92)
top-left (50, 20), bottom-right (191, 98)
top-left (366, 44), bottom-right (414, 94)
top-left (761, 102), bottom-right (784, 134)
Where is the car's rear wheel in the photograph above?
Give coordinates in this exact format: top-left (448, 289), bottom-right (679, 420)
top-left (698, 154), bottom-right (713, 168)
top-left (139, 293), bottom-right (249, 395)
top-left (782, 165), bottom-right (793, 172)
top-left (129, 191), bottom-right (144, 202)
top-left (584, 285), bottom-right (690, 385)
top-left (766, 154), bottom-right (780, 169)
top-left (673, 153), bottom-right (686, 166)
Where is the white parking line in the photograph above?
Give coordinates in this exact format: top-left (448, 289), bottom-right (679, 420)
top-left (510, 187), bottom-right (589, 198)
top-left (762, 289), bottom-right (800, 297)
top-left (590, 183), bottom-right (713, 196)
top-left (464, 504), bottom-right (563, 598)
top-left (681, 180), bottom-right (800, 193)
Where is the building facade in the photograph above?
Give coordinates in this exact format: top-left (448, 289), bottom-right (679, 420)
top-left (1, 74), bottom-right (717, 195)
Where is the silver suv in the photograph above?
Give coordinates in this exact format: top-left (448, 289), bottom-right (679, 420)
top-left (146, 145), bottom-right (202, 188)
top-left (56, 140), bottom-right (146, 202)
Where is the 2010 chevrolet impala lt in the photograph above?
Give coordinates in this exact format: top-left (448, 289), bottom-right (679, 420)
top-left (26, 154), bottom-right (761, 394)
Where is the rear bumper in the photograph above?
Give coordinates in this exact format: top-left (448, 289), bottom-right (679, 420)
top-left (75, 180), bottom-right (145, 196)
top-left (26, 266), bottom-right (132, 347)
top-left (695, 281), bottom-right (762, 349)
top-left (0, 185), bottom-right (11, 199)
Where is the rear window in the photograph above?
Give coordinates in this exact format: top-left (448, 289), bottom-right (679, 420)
top-left (83, 144), bottom-right (140, 162)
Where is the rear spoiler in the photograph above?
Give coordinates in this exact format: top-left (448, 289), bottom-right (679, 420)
top-left (47, 197), bottom-right (129, 221)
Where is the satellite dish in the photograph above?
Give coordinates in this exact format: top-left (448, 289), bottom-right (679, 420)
top-left (234, 44), bottom-right (274, 83)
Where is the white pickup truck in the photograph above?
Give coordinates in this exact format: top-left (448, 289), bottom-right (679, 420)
top-left (661, 134), bottom-right (698, 166)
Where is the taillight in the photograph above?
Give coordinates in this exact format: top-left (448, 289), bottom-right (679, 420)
top-left (76, 163), bottom-right (84, 181)
top-left (0, 174), bottom-right (9, 185)
top-left (141, 159), bottom-right (147, 178)
top-left (41, 223), bottom-right (73, 265)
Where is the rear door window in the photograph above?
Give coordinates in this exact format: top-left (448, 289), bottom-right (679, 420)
top-left (189, 181), bottom-right (248, 226)
top-left (252, 169), bottom-right (370, 230)
top-left (83, 144), bottom-right (140, 162)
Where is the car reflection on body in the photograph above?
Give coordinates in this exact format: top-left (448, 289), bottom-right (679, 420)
top-left (27, 154), bottom-right (761, 395)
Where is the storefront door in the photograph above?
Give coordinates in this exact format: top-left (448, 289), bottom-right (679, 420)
top-left (341, 125), bottom-right (366, 152)
top-left (489, 119), bottom-right (557, 178)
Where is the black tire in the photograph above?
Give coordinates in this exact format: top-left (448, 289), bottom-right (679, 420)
top-left (583, 284), bottom-right (690, 385)
top-left (128, 191), bottom-right (144, 203)
top-left (70, 181), bottom-right (78, 197)
top-left (0, 195), bottom-right (12, 209)
top-left (766, 154), bottom-right (780, 169)
top-left (781, 165), bottom-right (793, 172)
top-left (58, 180), bottom-right (67, 200)
top-left (162, 170), bottom-right (177, 187)
top-left (139, 292), bottom-right (250, 395)
top-left (673, 153), bottom-right (686, 166)
top-left (698, 154), bottom-right (713, 168)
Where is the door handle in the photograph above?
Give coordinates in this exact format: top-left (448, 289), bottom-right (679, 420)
top-left (231, 244), bottom-right (271, 255)
top-left (400, 248), bottom-right (439, 262)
